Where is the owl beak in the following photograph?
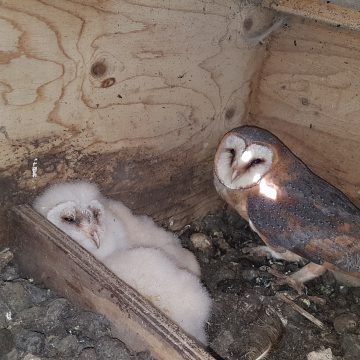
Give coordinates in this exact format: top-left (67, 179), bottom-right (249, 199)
top-left (231, 168), bottom-right (241, 183)
top-left (91, 230), bottom-right (101, 249)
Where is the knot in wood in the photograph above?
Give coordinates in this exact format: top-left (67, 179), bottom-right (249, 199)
top-left (243, 17), bottom-right (253, 31)
top-left (101, 77), bottom-right (116, 88)
top-left (91, 62), bottom-right (107, 77)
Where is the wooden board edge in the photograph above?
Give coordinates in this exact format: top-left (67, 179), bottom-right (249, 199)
top-left (262, 0), bottom-right (360, 31)
top-left (9, 205), bottom-right (216, 360)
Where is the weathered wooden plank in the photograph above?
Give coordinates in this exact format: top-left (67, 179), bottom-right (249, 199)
top-left (249, 17), bottom-right (360, 205)
top-left (10, 204), bottom-right (216, 360)
top-left (0, 0), bottom-right (274, 245)
top-left (326, 0), bottom-right (360, 11)
top-left (262, 0), bottom-right (360, 31)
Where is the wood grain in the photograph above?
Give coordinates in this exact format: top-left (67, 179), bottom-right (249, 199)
top-left (249, 17), bottom-right (360, 205)
top-left (0, 0), bottom-right (273, 245)
top-left (10, 205), bottom-right (216, 360)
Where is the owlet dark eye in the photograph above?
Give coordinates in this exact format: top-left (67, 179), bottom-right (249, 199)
top-left (62, 216), bottom-right (75, 224)
top-left (92, 208), bottom-right (101, 222)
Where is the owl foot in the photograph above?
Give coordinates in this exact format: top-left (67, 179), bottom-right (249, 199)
top-left (243, 245), bottom-right (273, 258)
top-left (243, 245), bottom-right (304, 263)
top-left (267, 262), bottom-right (327, 294)
top-left (274, 276), bottom-right (305, 294)
top-left (267, 267), bottom-right (305, 294)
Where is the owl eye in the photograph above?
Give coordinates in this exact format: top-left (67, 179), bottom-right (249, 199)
top-left (247, 158), bottom-right (265, 168)
top-left (91, 208), bottom-right (101, 222)
top-left (62, 216), bottom-right (76, 224)
top-left (226, 148), bottom-right (236, 164)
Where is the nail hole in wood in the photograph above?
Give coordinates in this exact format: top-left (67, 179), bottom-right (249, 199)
top-left (301, 97), bottom-right (309, 106)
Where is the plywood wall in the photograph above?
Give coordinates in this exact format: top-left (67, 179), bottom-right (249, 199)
top-left (0, 0), bottom-right (275, 243)
top-left (249, 16), bottom-right (360, 205)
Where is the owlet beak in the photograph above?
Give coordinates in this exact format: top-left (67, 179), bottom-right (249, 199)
top-left (91, 231), bottom-right (101, 249)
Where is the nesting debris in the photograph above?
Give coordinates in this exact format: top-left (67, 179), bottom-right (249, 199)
top-left (190, 233), bottom-right (212, 251)
top-left (0, 249), bottom-right (154, 360)
top-left (276, 293), bottom-right (326, 330)
top-left (341, 334), bottom-right (360, 359)
top-left (179, 208), bottom-right (360, 360)
top-left (0, 248), bottom-right (13, 272)
top-left (241, 306), bottom-right (284, 360)
top-left (307, 348), bottom-right (334, 360)
top-left (333, 313), bottom-right (358, 334)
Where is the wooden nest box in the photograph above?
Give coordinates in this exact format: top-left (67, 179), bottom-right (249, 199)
top-left (1, 1), bottom-right (359, 359)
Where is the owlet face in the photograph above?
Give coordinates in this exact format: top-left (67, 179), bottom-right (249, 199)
top-left (47, 199), bottom-right (105, 251)
top-left (214, 132), bottom-right (273, 190)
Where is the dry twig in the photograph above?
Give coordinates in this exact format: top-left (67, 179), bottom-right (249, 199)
top-left (276, 293), bottom-right (326, 330)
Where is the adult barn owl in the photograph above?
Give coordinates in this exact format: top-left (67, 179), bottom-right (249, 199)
top-left (214, 126), bottom-right (360, 291)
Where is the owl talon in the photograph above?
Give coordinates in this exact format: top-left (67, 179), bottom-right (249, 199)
top-left (243, 245), bottom-right (271, 258)
top-left (273, 277), bottom-right (305, 294)
top-left (267, 267), bottom-right (305, 294)
top-left (243, 245), bottom-right (304, 263)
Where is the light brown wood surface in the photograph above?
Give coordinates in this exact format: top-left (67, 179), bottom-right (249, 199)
top-left (249, 17), bottom-right (360, 205)
top-left (0, 0), bottom-right (274, 245)
top-left (10, 205), bottom-right (216, 360)
top-left (262, 0), bottom-right (360, 31)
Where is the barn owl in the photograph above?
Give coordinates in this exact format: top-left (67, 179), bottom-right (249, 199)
top-left (33, 181), bottom-right (211, 343)
top-left (33, 181), bottom-right (200, 275)
top-left (214, 125), bottom-right (360, 292)
top-left (33, 181), bottom-right (129, 260)
top-left (106, 247), bottom-right (211, 345)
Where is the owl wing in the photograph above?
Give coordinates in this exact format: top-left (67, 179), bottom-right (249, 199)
top-left (247, 172), bottom-right (360, 273)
